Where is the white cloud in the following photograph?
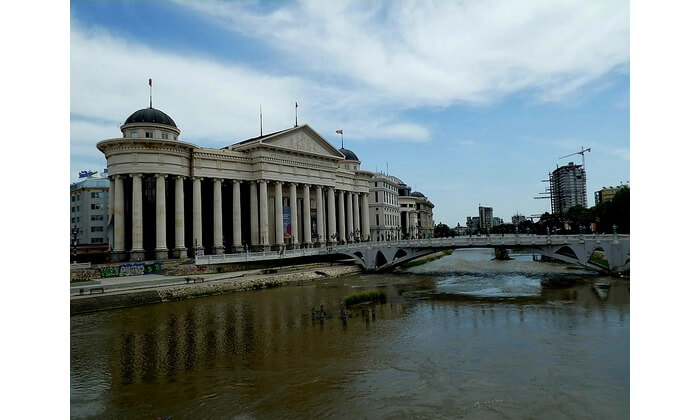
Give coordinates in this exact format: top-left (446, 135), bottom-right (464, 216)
top-left (177, 0), bottom-right (629, 106)
top-left (70, 22), bottom-right (433, 163)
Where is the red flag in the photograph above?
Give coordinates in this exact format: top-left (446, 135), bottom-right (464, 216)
top-left (149, 78), bottom-right (152, 87)
top-left (336, 129), bottom-right (343, 135)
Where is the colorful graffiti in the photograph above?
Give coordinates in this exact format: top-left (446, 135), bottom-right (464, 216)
top-left (100, 261), bottom-right (164, 278)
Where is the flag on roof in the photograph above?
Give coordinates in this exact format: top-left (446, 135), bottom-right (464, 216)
top-left (336, 129), bottom-right (343, 135)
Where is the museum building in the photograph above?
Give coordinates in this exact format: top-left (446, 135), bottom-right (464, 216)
top-left (97, 106), bottom-right (374, 262)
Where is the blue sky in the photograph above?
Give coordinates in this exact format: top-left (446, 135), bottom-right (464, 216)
top-left (70, 0), bottom-right (630, 226)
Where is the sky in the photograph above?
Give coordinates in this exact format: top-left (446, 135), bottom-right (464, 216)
top-left (70, 0), bottom-right (630, 227)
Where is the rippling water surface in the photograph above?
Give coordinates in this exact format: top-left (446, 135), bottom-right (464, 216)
top-left (71, 249), bottom-right (629, 418)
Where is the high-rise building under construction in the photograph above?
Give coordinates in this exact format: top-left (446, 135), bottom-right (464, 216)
top-left (549, 162), bottom-right (587, 214)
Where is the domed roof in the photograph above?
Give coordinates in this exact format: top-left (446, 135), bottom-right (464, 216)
top-left (124, 107), bottom-right (177, 128)
top-left (410, 191), bottom-right (425, 198)
top-left (339, 147), bottom-right (359, 161)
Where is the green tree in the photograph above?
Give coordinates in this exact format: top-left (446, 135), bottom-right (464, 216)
top-left (434, 222), bottom-right (451, 238)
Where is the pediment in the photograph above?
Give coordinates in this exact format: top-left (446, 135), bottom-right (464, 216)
top-left (261, 126), bottom-right (345, 159)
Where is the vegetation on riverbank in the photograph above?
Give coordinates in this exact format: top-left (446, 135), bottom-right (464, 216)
top-left (399, 250), bottom-right (453, 269)
top-left (343, 291), bottom-right (387, 307)
top-left (589, 251), bottom-right (610, 268)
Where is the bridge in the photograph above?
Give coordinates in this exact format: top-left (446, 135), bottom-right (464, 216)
top-left (195, 233), bottom-right (630, 274)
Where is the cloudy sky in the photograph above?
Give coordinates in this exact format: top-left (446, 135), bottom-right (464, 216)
top-left (70, 0), bottom-right (629, 226)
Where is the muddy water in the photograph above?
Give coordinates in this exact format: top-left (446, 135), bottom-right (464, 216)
top-left (71, 249), bottom-right (629, 418)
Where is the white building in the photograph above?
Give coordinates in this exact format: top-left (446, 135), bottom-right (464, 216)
top-left (369, 173), bottom-right (401, 241)
top-left (550, 162), bottom-right (587, 214)
top-left (70, 172), bottom-right (110, 248)
top-left (97, 105), bottom-right (374, 262)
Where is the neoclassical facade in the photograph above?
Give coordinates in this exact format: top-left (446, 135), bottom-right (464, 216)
top-left (98, 106), bottom-right (373, 262)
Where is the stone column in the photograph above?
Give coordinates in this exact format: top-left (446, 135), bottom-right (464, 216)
top-left (352, 193), bottom-right (360, 241)
top-left (303, 184), bottom-right (312, 247)
top-left (362, 193), bottom-right (370, 241)
top-left (346, 191), bottom-right (354, 243)
top-left (250, 181), bottom-right (259, 247)
top-left (275, 181), bottom-right (284, 249)
top-left (213, 178), bottom-right (224, 254)
top-left (316, 185), bottom-right (325, 244)
top-left (289, 183), bottom-right (298, 247)
top-left (259, 180), bottom-right (269, 250)
top-left (327, 187), bottom-right (336, 244)
top-left (109, 177), bottom-right (114, 223)
top-left (192, 177), bottom-right (203, 255)
top-left (232, 180), bottom-right (242, 251)
top-left (130, 173), bottom-right (144, 261)
top-left (174, 176), bottom-right (186, 258)
top-left (338, 190), bottom-right (346, 244)
top-left (410, 212), bottom-right (419, 239)
top-left (112, 175), bottom-right (126, 261)
top-left (155, 174), bottom-right (168, 259)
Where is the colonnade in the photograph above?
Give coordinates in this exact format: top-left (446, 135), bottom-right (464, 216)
top-left (110, 174), bottom-right (371, 261)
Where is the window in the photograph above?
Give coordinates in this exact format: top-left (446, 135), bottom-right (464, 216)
top-left (376, 214), bottom-right (379, 225)
top-left (91, 238), bottom-right (104, 244)
top-left (71, 217), bottom-right (75, 223)
top-left (161, 133), bottom-right (169, 139)
top-left (90, 192), bottom-right (101, 198)
top-left (145, 131), bottom-right (154, 138)
top-left (91, 215), bottom-right (104, 221)
top-left (76, 206), bottom-right (80, 211)
top-left (130, 131), bottom-right (138, 138)
top-left (375, 192), bottom-right (378, 202)
top-left (71, 196), bottom-right (75, 202)
top-left (91, 204), bottom-right (102, 210)
top-left (71, 206), bottom-right (75, 213)
top-left (91, 226), bottom-right (104, 232)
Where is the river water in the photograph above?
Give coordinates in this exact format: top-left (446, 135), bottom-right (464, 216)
top-left (70, 249), bottom-right (629, 418)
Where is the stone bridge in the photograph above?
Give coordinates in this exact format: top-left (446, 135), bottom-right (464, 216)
top-left (196, 234), bottom-right (630, 274)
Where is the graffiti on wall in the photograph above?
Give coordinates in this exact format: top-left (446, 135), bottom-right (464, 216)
top-left (100, 261), bottom-right (164, 278)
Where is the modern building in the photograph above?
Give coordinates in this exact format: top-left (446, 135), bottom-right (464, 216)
top-left (492, 217), bottom-right (503, 227)
top-left (594, 185), bottom-right (626, 205)
top-left (97, 105), bottom-right (374, 262)
top-left (549, 162), bottom-right (587, 214)
top-left (70, 171), bottom-right (109, 260)
top-left (512, 213), bottom-right (527, 225)
top-left (368, 172), bottom-right (401, 241)
top-left (466, 216), bottom-right (479, 233)
top-left (478, 206), bottom-right (493, 230)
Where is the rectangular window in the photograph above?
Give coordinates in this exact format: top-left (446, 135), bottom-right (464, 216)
top-left (71, 206), bottom-right (75, 213)
top-left (161, 133), bottom-right (168, 139)
top-left (130, 131), bottom-right (138, 138)
top-left (76, 206), bottom-right (80, 211)
top-left (91, 204), bottom-right (102, 210)
top-left (90, 192), bottom-right (101, 198)
top-left (71, 217), bottom-right (75, 223)
top-left (91, 226), bottom-right (104, 232)
top-left (71, 196), bottom-right (75, 202)
top-left (145, 131), bottom-right (154, 138)
top-left (91, 215), bottom-right (104, 221)
top-left (91, 238), bottom-right (104, 244)
top-left (76, 217), bottom-right (80, 223)
top-left (376, 214), bottom-right (379, 225)
top-left (375, 192), bottom-right (378, 202)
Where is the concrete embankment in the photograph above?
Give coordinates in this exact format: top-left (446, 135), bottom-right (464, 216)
top-left (71, 264), bottom-right (362, 315)
top-left (393, 250), bottom-right (454, 271)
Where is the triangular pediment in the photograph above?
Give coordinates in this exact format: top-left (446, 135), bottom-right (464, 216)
top-left (235, 125), bottom-right (344, 159)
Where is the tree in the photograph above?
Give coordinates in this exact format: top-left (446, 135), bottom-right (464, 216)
top-left (434, 222), bottom-right (451, 238)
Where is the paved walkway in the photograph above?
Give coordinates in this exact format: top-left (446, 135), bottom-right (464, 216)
top-left (70, 264), bottom-right (340, 298)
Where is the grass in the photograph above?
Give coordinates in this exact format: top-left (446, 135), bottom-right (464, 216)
top-left (589, 254), bottom-right (610, 268)
top-left (343, 290), bottom-right (387, 307)
top-left (400, 249), bottom-right (453, 269)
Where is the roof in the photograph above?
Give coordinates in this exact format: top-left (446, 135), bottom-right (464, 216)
top-left (71, 177), bottom-right (109, 191)
top-left (410, 191), bottom-right (426, 198)
top-left (124, 107), bottom-right (177, 128)
top-left (339, 147), bottom-right (359, 161)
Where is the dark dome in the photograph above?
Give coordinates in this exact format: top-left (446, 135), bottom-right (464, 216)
top-left (124, 107), bottom-right (177, 127)
top-left (339, 147), bottom-right (359, 161)
top-left (410, 191), bottom-right (425, 198)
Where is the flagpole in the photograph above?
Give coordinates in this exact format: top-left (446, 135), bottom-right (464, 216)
top-left (149, 78), bottom-right (152, 108)
top-left (295, 101), bottom-right (298, 127)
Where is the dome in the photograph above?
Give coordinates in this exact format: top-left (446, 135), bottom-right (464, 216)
top-left (410, 191), bottom-right (425, 198)
top-left (124, 107), bottom-right (177, 128)
top-left (339, 147), bottom-right (359, 161)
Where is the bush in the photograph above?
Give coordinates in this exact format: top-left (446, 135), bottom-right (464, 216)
top-left (343, 290), bottom-right (387, 307)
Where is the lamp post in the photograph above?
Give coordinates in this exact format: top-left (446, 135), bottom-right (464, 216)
top-left (72, 227), bottom-right (80, 262)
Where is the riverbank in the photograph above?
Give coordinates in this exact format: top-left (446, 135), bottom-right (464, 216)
top-left (394, 249), bottom-right (454, 271)
top-left (71, 263), bottom-right (362, 315)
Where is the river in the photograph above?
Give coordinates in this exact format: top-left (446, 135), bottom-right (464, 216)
top-left (70, 248), bottom-right (629, 418)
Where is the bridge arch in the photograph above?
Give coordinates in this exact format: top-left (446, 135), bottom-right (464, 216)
top-left (375, 250), bottom-right (388, 267)
top-left (393, 249), bottom-right (408, 261)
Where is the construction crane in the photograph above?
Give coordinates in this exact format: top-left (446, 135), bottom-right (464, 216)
top-left (559, 146), bottom-right (591, 171)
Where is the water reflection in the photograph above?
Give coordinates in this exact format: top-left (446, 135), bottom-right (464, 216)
top-left (71, 249), bottom-right (629, 419)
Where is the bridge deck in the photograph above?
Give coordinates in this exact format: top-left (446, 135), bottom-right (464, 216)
top-left (195, 234), bottom-right (628, 267)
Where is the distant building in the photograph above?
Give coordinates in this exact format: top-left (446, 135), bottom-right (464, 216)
top-left (595, 185), bottom-right (626, 205)
top-left (512, 213), bottom-right (527, 225)
top-left (493, 217), bottom-right (503, 227)
top-left (550, 162), bottom-right (587, 214)
top-left (369, 173), bottom-right (401, 241)
top-left (71, 171), bottom-right (110, 250)
top-left (466, 216), bottom-right (480, 232)
top-left (478, 206), bottom-right (493, 229)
